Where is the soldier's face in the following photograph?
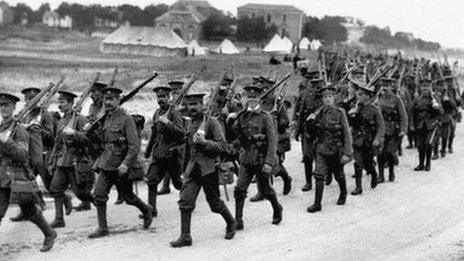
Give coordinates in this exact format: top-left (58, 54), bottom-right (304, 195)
top-left (156, 92), bottom-right (169, 107)
top-left (58, 98), bottom-right (72, 113)
top-left (104, 95), bottom-right (119, 111)
top-left (24, 92), bottom-right (38, 102)
top-left (356, 90), bottom-right (370, 103)
top-left (322, 94), bottom-right (335, 106)
top-left (245, 92), bottom-right (259, 109)
top-left (91, 91), bottom-right (103, 103)
top-left (0, 102), bottom-right (15, 118)
top-left (186, 101), bottom-right (203, 117)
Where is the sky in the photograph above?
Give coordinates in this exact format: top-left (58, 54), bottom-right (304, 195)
top-left (6, 0), bottom-right (464, 48)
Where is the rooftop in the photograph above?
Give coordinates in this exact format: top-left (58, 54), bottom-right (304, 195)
top-left (237, 3), bottom-right (303, 13)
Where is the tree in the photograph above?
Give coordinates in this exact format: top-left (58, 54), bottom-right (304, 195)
top-left (117, 4), bottom-right (143, 26)
top-left (30, 3), bottom-right (50, 24)
top-left (201, 11), bottom-right (233, 41)
top-left (236, 16), bottom-right (276, 42)
top-left (303, 15), bottom-right (347, 44)
top-left (11, 3), bottom-right (34, 25)
top-left (141, 4), bottom-right (169, 26)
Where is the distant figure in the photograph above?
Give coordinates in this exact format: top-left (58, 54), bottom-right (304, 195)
top-left (270, 55), bottom-right (281, 65)
top-left (283, 54), bottom-right (291, 62)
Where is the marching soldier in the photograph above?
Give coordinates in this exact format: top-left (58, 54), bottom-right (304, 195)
top-left (10, 87), bottom-right (55, 222)
top-left (349, 81), bottom-right (385, 195)
top-left (229, 84), bottom-right (283, 231)
top-left (144, 85), bottom-right (184, 218)
top-left (0, 93), bottom-right (57, 252)
top-left (432, 84), bottom-right (456, 159)
top-left (86, 87), bottom-right (153, 238)
top-left (306, 85), bottom-right (352, 212)
top-left (48, 91), bottom-right (94, 228)
top-left (170, 93), bottom-right (235, 247)
top-left (295, 77), bottom-right (324, 191)
top-left (376, 79), bottom-right (408, 182)
top-left (443, 75), bottom-right (460, 153)
top-left (411, 84), bottom-right (443, 171)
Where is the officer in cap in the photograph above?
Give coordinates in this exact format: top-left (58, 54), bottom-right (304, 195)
top-left (88, 87), bottom-right (153, 238)
top-left (144, 85), bottom-right (184, 218)
top-left (48, 90), bottom-right (93, 228)
top-left (229, 83), bottom-right (283, 231)
top-left (306, 84), bottom-right (352, 212)
top-left (348, 80), bottom-right (385, 195)
top-left (0, 93), bottom-right (57, 251)
top-left (170, 92), bottom-right (235, 247)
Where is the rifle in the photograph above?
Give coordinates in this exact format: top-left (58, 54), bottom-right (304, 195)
top-left (84, 71), bottom-right (160, 133)
top-left (0, 78), bottom-right (63, 139)
top-left (197, 72), bottom-right (227, 134)
top-left (321, 52), bottom-right (328, 84)
top-left (108, 66), bottom-right (118, 88)
top-left (161, 74), bottom-right (196, 120)
top-left (223, 76), bottom-right (238, 111)
top-left (259, 73), bottom-right (292, 101)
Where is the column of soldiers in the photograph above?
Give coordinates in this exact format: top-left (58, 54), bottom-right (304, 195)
top-left (0, 50), bottom-right (462, 252)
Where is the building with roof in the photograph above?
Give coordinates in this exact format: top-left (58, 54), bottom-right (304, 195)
top-left (0, 1), bottom-right (13, 27)
top-left (155, 0), bottom-right (216, 42)
top-left (43, 11), bottom-right (72, 29)
top-left (237, 3), bottom-right (304, 43)
top-left (100, 26), bottom-right (187, 57)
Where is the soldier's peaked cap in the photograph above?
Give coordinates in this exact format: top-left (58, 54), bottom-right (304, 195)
top-left (21, 87), bottom-right (41, 95)
top-left (243, 84), bottom-right (264, 93)
top-left (184, 92), bottom-right (205, 102)
top-left (320, 85), bottom-right (337, 95)
top-left (168, 80), bottom-right (185, 90)
top-left (102, 87), bottom-right (123, 96)
top-left (153, 86), bottom-right (172, 93)
top-left (0, 93), bottom-right (20, 103)
top-left (91, 82), bottom-right (107, 92)
top-left (58, 91), bottom-right (78, 100)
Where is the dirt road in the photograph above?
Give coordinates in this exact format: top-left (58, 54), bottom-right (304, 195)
top-left (1, 123), bottom-right (464, 261)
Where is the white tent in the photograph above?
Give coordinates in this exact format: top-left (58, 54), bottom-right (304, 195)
top-left (100, 26), bottom-right (187, 57)
top-left (298, 37), bottom-right (310, 50)
top-left (187, 40), bottom-right (207, 56)
top-left (282, 36), bottom-right (294, 51)
top-left (215, 38), bottom-right (240, 54)
top-left (263, 34), bottom-right (291, 53)
top-left (310, 39), bottom-right (322, 51)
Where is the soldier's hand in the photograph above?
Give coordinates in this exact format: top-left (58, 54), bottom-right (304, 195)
top-left (117, 164), bottom-right (128, 176)
top-left (221, 106), bottom-right (229, 115)
top-left (227, 112), bottom-right (238, 121)
top-left (372, 139), bottom-right (380, 147)
top-left (398, 131), bottom-right (406, 138)
top-left (158, 116), bottom-right (170, 125)
top-left (193, 132), bottom-right (206, 145)
top-left (262, 163), bottom-right (272, 175)
top-left (62, 126), bottom-right (76, 136)
top-left (341, 154), bottom-right (352, 165)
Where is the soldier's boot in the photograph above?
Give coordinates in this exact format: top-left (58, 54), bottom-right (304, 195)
top-left (307, 180), bottom-right (323, 212)
top-left (219, 208), bottom-right (236, 240)
top-left (369, 169), bottom-right (378, 189)
top-left (336, 175), bottom-right (347, 205)
top-left (414, 149), bottom-right (425, 171)
top-left (10, 210), bottom-right (25, 222)
top-left (441, 138), bottom-right (447, 158)
top-left (269, 194), bottom-right (283, 224)
top-left (63, 194), bottom-right (73, 216)
top-left (325, 172), bottom-right (333, 185)
top-left (73, 201), bottom-right (91, 211)
top-left (432, 143), bottom-right (439, 160)
top-left (302, 161), bottom-right (312, 192)
top-left (133, 198), bottom-right (153, 229)
top-left (235, 199), bottom-right (245, 230)
top-left (29, 207), bottom-right (57, 252)
top-left (425, 149), bottom-right (432, 171)
top-left (170, 211), bottom-right (193, 247)
top-left (389, 163), bottom-right (395, 182)
top-left (88, 205), bottom-right (109, 238)
top-left (277, 166), bottom-right (292, 195)
top-left (377, 160), bottom-right (385, 183)
top-left (448, 135), bottom-right (454, 153)
top-left (351, 165), bottom-right (363, 195)
top-left (140, 185), bottom-right (158, 219)
top-left (50, 197), bottom-right (65, 228)
top-left (250, 191), bottom-right (265, 202)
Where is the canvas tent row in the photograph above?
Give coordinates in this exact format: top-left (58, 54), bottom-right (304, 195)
top-left (282, 36), bottom-right (294, 51)
top-left (187, 40), bottom-right (208, 56)
top-left (100, 26), bottom-right (187, 57)
top-left (310, 39), bottom-right (322, 51)
top-left (299, 37), bottom-right (310, 50)
top-left (263, 34), bottom-right (292, 53)
top-left (214, 38), bottom-right (240, 54)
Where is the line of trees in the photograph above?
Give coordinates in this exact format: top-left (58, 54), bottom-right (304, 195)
top-left (6, 2), bottom-right (441, 50)
top-left (360, 25), bottom-right (441, 51)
